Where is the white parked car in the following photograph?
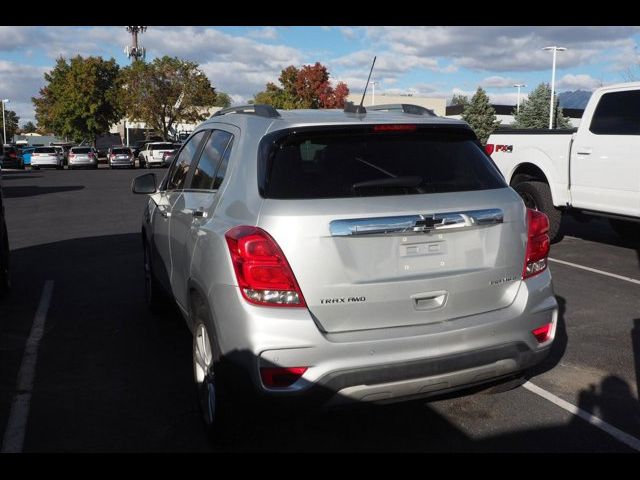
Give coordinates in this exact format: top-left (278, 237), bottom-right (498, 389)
top-left (138, 142), bottom-right (176, 168)
top-left (31, 146), bottom-right (63, 170)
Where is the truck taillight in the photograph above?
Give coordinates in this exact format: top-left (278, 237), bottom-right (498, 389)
top-left (485, 144), bottom-right (495, 155)
top-left (225, 226), bottom-right (306, 307)
top-left (523, 209), bottom-right (550, 279)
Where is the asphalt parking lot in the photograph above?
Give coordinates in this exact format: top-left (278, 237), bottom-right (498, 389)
top-left (0, 167), bottom-right (639, 452)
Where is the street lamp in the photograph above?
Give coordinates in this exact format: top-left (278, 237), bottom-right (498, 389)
top-left (543, 46), bottom-right (567, 129)
top-left (513, 84), bottom-right (526, 113)
top-left (1, 99), bottom-right (9, 145)
top-left (369, 81), bottom-right (379, 105)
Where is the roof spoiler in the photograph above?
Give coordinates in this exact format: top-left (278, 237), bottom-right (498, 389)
top-left (211, 104), bottom-right (280, 119)
top-left (367, 104), bottom-right (437, 116)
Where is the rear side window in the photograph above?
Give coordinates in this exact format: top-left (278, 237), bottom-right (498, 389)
top-left (190, 130), bottom-right (233, 190)
top-left (259, 126), bottom-right (506, 199)
top-left (166, 131), bottom-right (207, 190)
top-left (590, 90), bottom-right (640, 135)
top-left (34, 147), bottom-right (56, 153)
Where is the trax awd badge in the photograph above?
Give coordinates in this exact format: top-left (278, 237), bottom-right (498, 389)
top-left (490, 275), bottom-right (519, 286)
top-left (320, 296), bottom-right (366, 305)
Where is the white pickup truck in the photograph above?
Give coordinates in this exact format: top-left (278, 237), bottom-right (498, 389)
top-left (487, 82), bottom-right (640, 241)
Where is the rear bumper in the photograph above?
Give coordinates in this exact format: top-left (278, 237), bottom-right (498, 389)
top-left (206, 270), bottom-right (557, 406)
top-left (31, 158), bottom-right (59, 166)
top-left (69, 159), bottom-right (97, 166)
top-left (110, 159), bottom-right (135, 166)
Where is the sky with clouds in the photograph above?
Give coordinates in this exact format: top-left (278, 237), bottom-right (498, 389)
top-left (1, 26), bottom-right (639, 124)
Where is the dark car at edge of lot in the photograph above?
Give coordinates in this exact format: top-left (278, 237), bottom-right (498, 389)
top-left (0, 169), bottom-right (10, 295)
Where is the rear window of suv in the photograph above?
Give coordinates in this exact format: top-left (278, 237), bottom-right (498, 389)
top-left (259, 126), bottom-right (506, 199)
top-left (111, 148), bottom-right (131, 154)
top-left (71, 148), bottom-right (92, 154)
top-left (149, 143), bottom-right (174, 150)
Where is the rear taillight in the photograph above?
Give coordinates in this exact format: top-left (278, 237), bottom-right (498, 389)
top-left (523, 208), bottom-right (550, 279)
top-left (225, 226), bottom-right (306, 307)
top-left (9, 152), bottom-right (16, 158)
top-left (69, 154), bottom-right (75, 159)
top-left (260, 367), bottom-right (307, 388)
top-left (532, 323), bottom-right (552, 343)
top-left (88, 153), bottom-right (94, 158)
top-left (485, 143), bottom-right (495, 155)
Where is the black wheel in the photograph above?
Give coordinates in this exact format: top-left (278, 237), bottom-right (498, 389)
top-left (32, 165), bottom-right (39, 170)
top-left (143, 242), bottom-right (167, 312)
top-left (609, 219), bottom-right (640, 242)
top-left (513, 181), bottom-right (562, 242)
top-left (0, 223), bottom-right (10, 295)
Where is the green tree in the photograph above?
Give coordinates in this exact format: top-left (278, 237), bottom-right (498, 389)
top-left (461, 87), bottom-right (500, 145)
top-left (120, 56), bottom-right (217, 141)
top-left (214, 92), bottom-right (232, 108)
top-left (450, 93), bottom-right (469, 106)
top-left (0, 109), bottom-right (19, 143)
top-left (253, 62), bottom-right (349, 109)
top-left (32, 55), bottom-right (123, 144)
top-left (512, 83), bottom-right (571, 129)
top-left (21, 121), bottom-right (38, 134)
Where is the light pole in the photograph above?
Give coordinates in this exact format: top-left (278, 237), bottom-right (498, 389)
top-left (513, 84), bottom-right (526, 113)
top-left (369, 81), bottom-right (379, 105)
top-left (543, 46), bottom-right (567, 129)
top-left (1, 99), bottom-right (9, 145)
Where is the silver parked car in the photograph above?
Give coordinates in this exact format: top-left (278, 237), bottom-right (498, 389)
top-left (68, 146), bottom-right (98, 170)
top-left (108, 146), bottom-right (135, 169)
top-left (132, 104), bottom-right (558, 434)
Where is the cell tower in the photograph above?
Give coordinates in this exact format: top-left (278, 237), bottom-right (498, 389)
top-left (125, 26), bottom-right (147, 62)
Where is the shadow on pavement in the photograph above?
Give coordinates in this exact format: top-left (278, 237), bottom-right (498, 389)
top-left (0, 233), bottom-right (636, 452)
top-left (2, 185), bottom-right (84, 198)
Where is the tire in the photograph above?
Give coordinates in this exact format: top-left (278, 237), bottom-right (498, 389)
top-left (32, 165), bottom-right (39, 170)
top-left (609, 219), bottom-right (640, 242)
top-left (143, 242), bottom-right (168, 312)
top-left (514, 181), bottom-right (562, 242)
top-left (192, 301), bottom-right (234, 440)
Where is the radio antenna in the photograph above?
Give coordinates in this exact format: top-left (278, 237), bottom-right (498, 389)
top-left (358, 56), bottom-right (377, 113)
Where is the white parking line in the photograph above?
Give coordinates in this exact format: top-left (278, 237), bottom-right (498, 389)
top-left (549, 257), bottom-right (640, 286)
top-left (1, 280), bottom-right (54, 453)
top-left (523, 381), bottom-right (640, 451)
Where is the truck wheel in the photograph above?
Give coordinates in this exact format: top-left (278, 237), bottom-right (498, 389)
top-left (514, 181), bottom-right (562, 242)
top-left (609, 219), bottom-right (640, 242)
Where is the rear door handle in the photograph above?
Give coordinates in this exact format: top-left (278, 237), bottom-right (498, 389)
top-left (575, 148), bottom-right (592, 155)
top-left (183, 208), bottom-right (208, 219)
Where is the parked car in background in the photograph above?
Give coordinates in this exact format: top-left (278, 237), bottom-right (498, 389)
top-left (138, 142), bottom-right (175, 168)
top-left (131, 136), bottom-right (164, 159)
top-left (50, 142), bottom-right (73, 165)
top-left (1, 146), bottom-right (24, 170)
top-left (19, 147), bottom-right (35, 167)
top-left (68, 146), bottom-right (98, 170)
top-left (0, 169), bottom-right (10, 295)
top-left (95, 133), bottom-right (122, 160)
top-left (132, 104), bottom-right (557, 434)
top-left (487, 82), bottom-right (640, 241)
top-left (108, 146), bottom-right (135, 169)
top-left (30, 146), bottom-right (63, 170)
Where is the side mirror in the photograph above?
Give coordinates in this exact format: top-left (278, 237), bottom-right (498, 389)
top-left (131, 173), bottom-right (157, 194)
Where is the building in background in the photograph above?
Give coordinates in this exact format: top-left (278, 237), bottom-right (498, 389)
top-left (445, 104), bottom-right (584, 128)
top-left (346, 94), bottom-right (447, 116)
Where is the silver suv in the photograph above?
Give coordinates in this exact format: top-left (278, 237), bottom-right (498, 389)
top-left (132, 104), bottom-right (558, 433)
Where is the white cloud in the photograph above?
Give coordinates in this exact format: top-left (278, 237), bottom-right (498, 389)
top-left (0, 61), bottom-right (49, 123)
top-left (556, 74), bottom-right (602, 90)
top-left (247, 27), bottom-right (279, 40)
top-left (481, 76), bottom-right (524, 88)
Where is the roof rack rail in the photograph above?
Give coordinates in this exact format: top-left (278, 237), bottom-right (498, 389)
top-left (211, 104), bottom-right (280, 119)
top-left (367, 104), bottom-right (437, 116)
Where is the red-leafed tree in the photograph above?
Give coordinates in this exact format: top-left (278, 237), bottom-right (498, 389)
top-left (253, 62), bottom-right (349, 109)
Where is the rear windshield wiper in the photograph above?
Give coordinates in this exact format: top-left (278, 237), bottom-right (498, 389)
top-left (351, 176), bottom-right (423, 191)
